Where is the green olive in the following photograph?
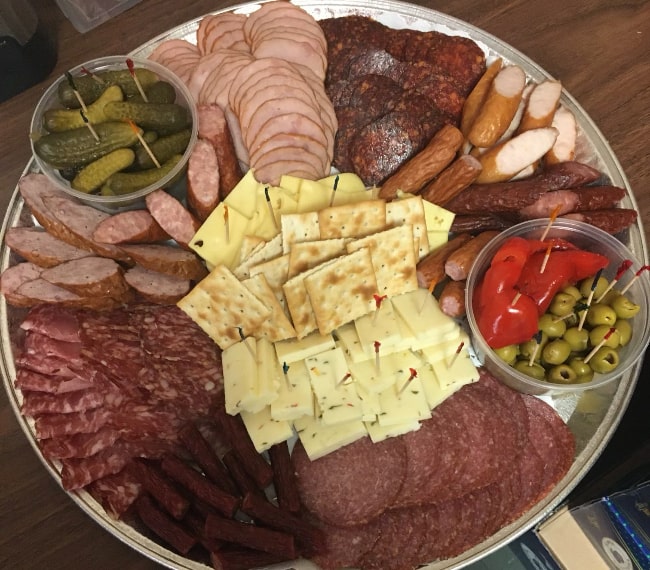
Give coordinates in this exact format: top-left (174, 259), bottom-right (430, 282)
top-left (579, 276), bottom-right (610, 299)
top-left (588, 346), bottom-right (620, 373)
top-left (585, 303), bottom-right (618, 327)
top-left (610, 294), bottom-right (640, 319)
top-left (589, 325), bottom-right (620, 348)
top-left (568, 357), bottom-right (595, 383)
top-left (513, 360), bottom-right (546, 379)
top-left (562, 285), bottom-right (583, 301)
top-left (538, 313), bottom-right (567, 338)
top-left (549, 292), bottom-right (577, 317)
top-left (598, 290), bottom-right (620, 305)
top-left (547, 364), bottom-right (578, 384)
top-left (615, 319), bottom-right (633, 346)
top-left (493, 344), bottom-right (519, 365)
top-left (519, 332), bottom-right (548, 362)
top-left (564, 326), bottom-right (590, 352)
top-left (542, 338), bottom-right (571, 365)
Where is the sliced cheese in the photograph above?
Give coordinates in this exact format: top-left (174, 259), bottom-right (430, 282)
top-left (274, 330), bottom-right (335, 365)
top-left (430, 347), bottom-right (480, 389)
top-left (305, 347), bottom-right (363, 426)
top-left (222, 338), bottom-right (259, 415)
top-left (392, 289), bottom-right (458, 347)
top-left (355, 381), bottom-right (381, 422)
top-left (335, 322), bottom-right (369, 363)
top-left (239, 406), bottom-right (294, 453)
top-left (377, 375), bottom-right (431, 427)
top-left (353, 300), bottom-right (404, 358)
top-left (365, 417), bottom-right (421, 444)
top-left (270, 360), bottom-right (314, 421)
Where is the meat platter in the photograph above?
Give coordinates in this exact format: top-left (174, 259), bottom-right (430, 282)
top-left (1, 1), bottom-right (648, 569)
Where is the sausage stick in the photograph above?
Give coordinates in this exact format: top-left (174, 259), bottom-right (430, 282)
top-left (562, 209), bottom-right (638, 235)
top-left (204, 513), bottom-right (297, 559)
top-left (268, 441), bottom-right (301, 514)
top-left (460, 58), bottom-right (503, 137)
top-left (378, 124), bottom-right (464, 200)
top-left (419, 154), bottom-right (482, 206)
top-left (516, 80), bottom-right (562, 133)
top-left (438, 279), bottom-right (467, 318)
top-left (134, 494), bottom-right (198, 555)
top-left (222, 449), bottom-right (265, 499)
top-left (415, 234), bottom-right (472, 289)
top-left (545, 106), bottom-right (577, 165)
top-left (130, 458), bottom-right (190, 520)
top-left (210, 547), bottom-right (286, 570)
top-left (476, 127), bottom-right (558, 184)
top-left (444, 230), bottom-right (501, 281)
top-left (467, 65), bottom-right (527, 148)
top-left (450, 214), bottom-right (513, 234)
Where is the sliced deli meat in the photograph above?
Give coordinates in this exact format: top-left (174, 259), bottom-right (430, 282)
top-left (125, 264), bottom-right (190, 304)
top-left (40, 256), bottom-right (130, 298)
top-left (92, 210), bottom-right (169, 245)
top-left (4, 226), bottom-right (93, 268)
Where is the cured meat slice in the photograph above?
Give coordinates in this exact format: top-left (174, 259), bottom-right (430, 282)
top-left (20, 303), bottom-right (81, 342)
top-left (145, 190), bottom-right (200, 250)
top-left (14, 368), bottom-right (93, 394)
top-left (309, 516), bottom-right (381, 570)
top-left (292, 436), bottom-right (407, 526)
top-left (118, 244), bottom-right (208, 281)
top-left (87, 468), bottom-right (142, 519)
top-left (125, 265), bottom-right (190, 305)
top-left (92, 210), bottom-right (169, 245)
top-left (4, 226), bottom-right (93, 268)
top-left (12, 277), bottom-right (129, 310)
top-left (186, 138), bottom-right (220, 222)
top-left (39, 427), bottom-right (121, 460)
top-left (21, 388), bottom-right (104, 415)
top-left (22, 331), bottom-right (82, 362)
top-left (0, 261), bottom-right (43, 301)
top-left (34, 407), bottom-right (112, 439)
top-left (40, 256), bottom-right (130, 299)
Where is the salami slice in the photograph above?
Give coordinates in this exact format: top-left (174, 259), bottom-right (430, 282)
top-left (292, 436), bottom-right (407, 526)
top-left (39, 427), bottom-right (121, 460)
top-left (87, 469), bottom-right (143, 519)
top-left (21, 388), bottom-right (104, 415)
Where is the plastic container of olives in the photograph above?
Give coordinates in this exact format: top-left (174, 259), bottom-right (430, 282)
top-left (30, 55), bottom-right (198, 213)
top-left (466, 218), bottom-right (650, 395)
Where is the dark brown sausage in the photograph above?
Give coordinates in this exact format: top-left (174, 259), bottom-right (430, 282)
top-left (438, 279), bottom-right (467, 318)
top-left (92, 210), bottom-right (169, 245)
top-left (197, 103), bottom-right (243, 198)
top-left (444, 230), bottom-right (500, 281)
top-left (12, 278), bottom-right (129, 310)
top-left (145, 189), bottom-right (201, 250)
top-left (4, 227), bottom-right (93, 268)
top-left (124, 264), bottom-right (190, 304)
top-left (443, 161), bottom-right (603, 214)
top-left (40, 257), bottom-right (131, 299)
top-left (118, 244), bottom-right (208, 281)
top-left (562, 209), bottom-right (638, 235)
top-left (450, 214), bottom-right (513, 234)
top-left (416, 234), bottom-right (472, 289)
top-left (186, 138), bottom-right (220, 222)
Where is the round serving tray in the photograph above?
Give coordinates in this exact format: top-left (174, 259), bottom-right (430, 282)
top-left (2, 1), bottom-right (648, 569)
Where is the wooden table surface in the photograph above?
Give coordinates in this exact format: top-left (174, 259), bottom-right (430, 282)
top-left (0, 1), bottom-right (648, 568)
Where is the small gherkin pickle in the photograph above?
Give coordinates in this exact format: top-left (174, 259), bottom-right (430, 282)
top-left (71, 148), bottom-right (135, 193)
top-left (43, 84), bottom-right (124, 132)
top-left (102, 154), bottom-right (183, 195)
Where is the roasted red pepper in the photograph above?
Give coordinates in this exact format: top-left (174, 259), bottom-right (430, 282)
top-left (474, 236), bottom-right (609, 349)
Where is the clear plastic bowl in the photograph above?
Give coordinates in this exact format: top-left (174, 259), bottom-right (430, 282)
top-left (30, 55), bottom-right (197, 213)
top-left (465, 219), bottom-right (650, 395)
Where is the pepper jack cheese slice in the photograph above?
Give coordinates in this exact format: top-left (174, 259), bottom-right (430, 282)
top-left (365, 417), bottom-right (421, 444)
top-left (274, 330), bottom-right (335, 365)
top-left (305, 346), bottom-right (363, 426)
top-left (270, 360), bottom-right (314, 421)
top-left (239, 406), bottom-right (294, 453)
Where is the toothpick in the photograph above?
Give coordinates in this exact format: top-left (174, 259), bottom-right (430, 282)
top-left (127, 120), bottom-right (161, 168)
top-left (552, 302), bottom-right (587, 323)
top-left (80, 109), bottom-right (99, 141)
top-left (539, 243), bottom-right (553, 274)
top-left (397, 368), bottom-right (418, 396)
top-left (264, 187), bottom-right (279, 231)
top-left (596, 260), bottom-right (633, 302)
top-left (540, 204), bottom-right (562, 241)
top-left (447, 341), bottom-right (465, 368)
top-left (126, 58), bottom-right (148, 102)
top-left (81, 66), bottom-right (105, 84)
top-left (223, 205), bottom-right (230, 243)
top-left (578, 268), bottom-right (603, 330)
top-left (65, 71), bottom-right (88, 113)
top-left (418, 280), bottom-right (436, 313)
top-left (329, 174), bottom-right (340, 207)
top-left (528, 330), bottom-right (543, 367)
top-left (511, 292), bottom-right (522, 306)
top-left (282, 362), bottom-right (292, 391)
top-left (237, 327), bottom-right (256, 360)
top-left (619, 265), bottom-right (650, 295)
top-left (583, 327), bottom-right (616, 364)
top-left (372, 293), bottom-right (387, 325)
top-left (374, 341), bottom-right (381, 373)
top-left (336, 372), bottom-right (352, 389)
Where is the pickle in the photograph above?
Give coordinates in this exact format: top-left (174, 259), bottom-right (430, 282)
top-left (57, 68), bottom-right (159, 108)
top-left (33, 121), bottom-right (142, 168)
top-left (71, 148), bottom-right (135, 193)
top-left (135, 129), bottom-right (191, 169)
top-left (104, 101), bottom-right (189, 135)
top-left (129, 80), bottom-right (177, 104)
top-left (43, 85), bottom-right (124, 133)
top-left (102, 154), bottom-right (183, 195)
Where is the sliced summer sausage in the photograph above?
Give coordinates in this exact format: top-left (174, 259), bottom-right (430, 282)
top-left (125, 264), bottom-right (191, 304)
top-left (145, 189), bottom-right (200, 250)
top-left (40, 257), bottom-right (131, 299)
top-left (4, 227), bottom-right (93, 268)
top-left (186, 139), bottom-right (220, 222)
top-left (93, 210), bottom-right (170, 245)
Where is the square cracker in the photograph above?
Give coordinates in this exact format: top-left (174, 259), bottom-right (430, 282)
top-left (177, 265), bottom-right (271, 349)
top-left (305, 248), bottom-right (378, 335)
top-left (385, 195), bottom-right (430, 259)
top-left (318, 199), bottom-right (387, 239)
top-left (242, 273), bottom-right (296, 342)
top-left (281, 211), bottom-right (320, 254)
top-left (287, 237), bottom-right (348, 279)
top-left (346, 224), bottom-right (419, 298)
top-left (233, 233), bottom-right (283, 280)
top-left (249, 253), bottom-right (290, 313)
